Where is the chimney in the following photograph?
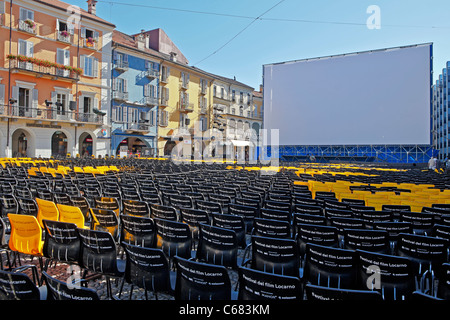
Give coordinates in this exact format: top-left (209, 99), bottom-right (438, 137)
top-left (259, 84), bottom-right (263, 93)
top-left (169, 52), bottom-right (177, 62)
top-left (87, 0), bottom-right (98, 15)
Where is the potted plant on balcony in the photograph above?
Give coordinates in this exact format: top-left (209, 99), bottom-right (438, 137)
top-left (60, 30), bottom-right (69, 37)
top-left (24, 19), bottom-right (35, 29)
top-left (86, 37), bottom-right (96, 47)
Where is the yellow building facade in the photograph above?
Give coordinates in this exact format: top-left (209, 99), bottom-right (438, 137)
top-left (158, 59), bottom-right (214, 158)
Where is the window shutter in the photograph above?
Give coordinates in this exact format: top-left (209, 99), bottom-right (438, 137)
top-left (19, 8), bottom-right (26, 20)
top-left (165, 87), bottom-right (170, 100)
top-left (93, 58), bottom-right (99, 78)
top-left (27, 41), bottom-right (33, 57)
top-left (0, 2), bottom-right (5, 14)
top-left (112, 78), bottom-right (117, 91)
top-left (11, 86), bottom-right (19, 104)
top-left (94, 97), bottom-right (99, 111)
top-left (80, 55), bottom-right (85, 72)
top-left (32, 89), bottom-right (38, 109)
top-left (81, 27), bottom-right (86, 38)
top-left (0, 84), bottom-right (5, 107)
top-left (56, 19), bottom-right (60, 31)
top-left (93, 31), bottom-right (99, 40)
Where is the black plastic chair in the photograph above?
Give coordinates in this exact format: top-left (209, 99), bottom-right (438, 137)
top-left (238, 266), bottom-right (302, 300)
top-left (296, 223), bottom-right (339, 261)
top-left (436, 263), bottom-right (450, 300)
top-left (122, 199), bottom-right (150, 218)
top-left (174, 256), bottom-right (234, 300)
top-left (260, 208), bottom-right (291, 223)
top-left (305, 283), bottom-right (382, 301)
top-left (168, 194), bottom-right (193, 210)
top-left (154, 218), bottom-right (193, 262)
top-left (196, 200), bottom-right (223, 214)
top-left (77, 228), bottom-right (126, 300)
top-left (195, 223), bottom-right (239, 269)
top-left (293, 212), bottom-right (327, 227)
top-left (293, 204), bottom-right (323, 216)
top-left (210, 212), bottom-right (247, 249)
top-left (0, 265), bottom-right (45, 300)
top-left (119, 243), bottom-right (174, 300)
top-left (396, 233), bottom-right (449, 295)
top-left (70, 196), bottom-right (91, 223)
top-left (150, 203), bottom-right (179, 221)
top-left (342, 228), bottom-right (390, 253)
top-left (357, 249), bottom-right (417, 300)
top-left (93, 197), bottom-right (120, 216)
top-left (89, 208), bottom-right (120, 242)
top-left (42, 270), bottom-right (99, 301)
top-left (302, 243), bottom-right (357, 291)
top-left (119, 214), bottom-right (156, 248)
top-left (42, 219), bottom-right (82, 269)
top-left (244, 235), bottom-right (300, 277)
top-left (228, 203), bottom-right (258, 233)
top-left (399, 211), bottom-right (437, 235)
top-left (16, 197), bottom-right (38, 216)
top-left (252, 217), bottom-right (292, 239)
top-left (179, 207), bottom-right (210, 241)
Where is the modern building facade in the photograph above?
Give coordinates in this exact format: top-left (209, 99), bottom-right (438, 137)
top-left (0, 0), bottom-right (114, 158)
top-left (432, 61), bottom-right (450, 161)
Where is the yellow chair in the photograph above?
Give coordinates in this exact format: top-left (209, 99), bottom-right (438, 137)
top-left (36, 198), bottom-right (59, 228)
top-left (56, 204), bottom-right (88, 229)
top-left (8, 213), bottom-right (44, 257)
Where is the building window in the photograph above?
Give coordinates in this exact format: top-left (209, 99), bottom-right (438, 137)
top-left (19, 7), bottom-right (34, 22)
top-left (213, 85), bottom-right (216, 97)
top-left (56, 93), bottom-right (67, 115)
top-left (81, 55), bottom-right (98, 77)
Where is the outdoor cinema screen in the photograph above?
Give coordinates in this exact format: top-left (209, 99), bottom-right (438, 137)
top-left (262, 43), bottom-right (432, 146)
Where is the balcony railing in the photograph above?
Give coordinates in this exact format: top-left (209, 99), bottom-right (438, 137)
top-left (1, 105), bottom-right (103, 124)
top-left (178, 101), bottom-right (194, 112)
top-left (113, 60), bottom-right (129, 71)
top-left (126, 122), bottom-right (152, 132)
top-left (112, 90), bottom-right (128, 101)
top-left (9, 59), bottom-right (80, 81)
top-left (144, 69), bottom-right (159, 79)
top-left (18, 19), bottom-right (36, 34)
top-left (144, 96), bottom-right (158, 106)
top-left (160, 98), bottom-right (169, 107)
top-left (83, 38), bottom-right (98, 50)
top-left (57, 31), bottom-right (71, 43)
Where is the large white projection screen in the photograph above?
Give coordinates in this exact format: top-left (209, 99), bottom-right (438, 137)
top-left (263, 44), bottom-right (432, 146)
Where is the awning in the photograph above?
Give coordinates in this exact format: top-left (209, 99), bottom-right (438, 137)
top-left (231, 140), bottom-right (251, 147)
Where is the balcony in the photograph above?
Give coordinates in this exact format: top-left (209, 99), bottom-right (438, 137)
top-left (178, 101), bottom-right (193, 113)
top-left (143, 96), bottom-right (158, 106)
top-left (160, 98), bottom-right (169, 108)
top-left (3, 105), bottom-right (103, 124)
top-left (112, 90), bottom-right (128, 102)
top-left (56, 31), bottom-right (71, 43)
top-left (199, 107), bottom-right (207, 114)
top-left (18, 19), bottom-right (36, 34)
top-left (144, 69), bottom-right (159, 79)
top-left (125, 122), bottom-right (152, 133)
top-left (9, 59), bottom-right (80, 82)
top-left (83, 38), bottom-right (98, 50)
top-left (180, 81), bottom-right (189, 90)
top-left (113, 60), bottom-right (129, 72)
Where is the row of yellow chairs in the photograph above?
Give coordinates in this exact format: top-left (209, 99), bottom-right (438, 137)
top-left (8, 199), bottom-right (90, 258)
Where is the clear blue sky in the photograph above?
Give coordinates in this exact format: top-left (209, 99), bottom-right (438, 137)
top-left (69, 0), bottom-right (450, 89)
